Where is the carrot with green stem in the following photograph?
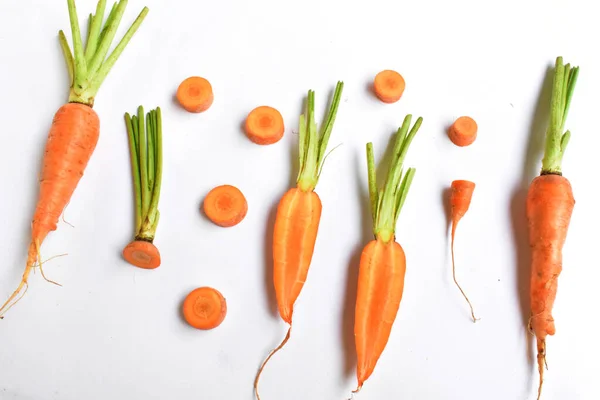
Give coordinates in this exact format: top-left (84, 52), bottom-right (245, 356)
top-left (353, 114), bottom-right (422, 394)
top-left (0, 0), bottom-right (148, 318)
top-left (527, 56), bottom-right (578, 400)
top-left (253, 81), bottom-right (344, 399)
top-left (122, 106), bottom-right (163, 269)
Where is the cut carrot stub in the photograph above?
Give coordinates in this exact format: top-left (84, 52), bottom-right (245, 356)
top-left (176, 76), bottom-right (214, 113)
top-left (203, 185), bottom-right (248, 227)
top-left (245, 106), bottom-right (284, 145)
top-left (122, 240), bottom-right (161, 270)
top-left (448, 116), bottom-right (477, 146)
top-left (183, 287), bottom-right (227, 330)
top-left (373, 70), bottom-right (406, 103)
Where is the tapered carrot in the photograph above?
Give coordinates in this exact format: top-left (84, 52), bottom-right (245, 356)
top-left (254, 81), bottom-right (344, 399)
top-left (353, 114), bottom-right (422, 393)
top-left (0, 0), bottom-right (148, 318)
top-left (527, 56), bottom-right (578, 400)
top-left (449, 179), bottom-right (478, 322)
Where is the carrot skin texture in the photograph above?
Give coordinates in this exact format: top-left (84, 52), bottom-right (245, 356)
top-left (273, 188), bottom-right (322, 324)
top-left (355, 239), bottom-right (406, 389)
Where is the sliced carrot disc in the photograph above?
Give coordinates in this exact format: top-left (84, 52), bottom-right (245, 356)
top-left (182, 287), bottom-right (227, 330)
top-left (448, 116), bottom-right (477, 147)
top-left (176, 76), bottom-right (214, 113)
top-left (373, 70), bottom-right (406, 103)
top-left (122, 240), bottom-right (161, 269)
top-left (203, 184), bottom-right (248, 227)
top-left (244, 106), bottom-right (284, 145)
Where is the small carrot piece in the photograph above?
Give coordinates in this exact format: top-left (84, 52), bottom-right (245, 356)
top-left (527, 56), bottom-right (578, 400)
top-left (176, 76), bottom-right (214, 113)
top-left (244, 106), bottom-right (285, 145)
top-left (203, 185), bottom-right (248, 227)
top-left (448, 116), bottom-right (477, 147)
top-left (449, 179), bottom-right (478, 322)
top-left (182, 287), bottom-right (227, 330)
top-left (122, 241), bottom-right (161, 269)
top-left (373, 69), bottom-right (405, 103)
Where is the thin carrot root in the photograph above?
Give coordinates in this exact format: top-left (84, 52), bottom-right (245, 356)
top-left (450, 235), bottom-right (478, 322)
top-left (254, 326), bottom-right (292, 400)
top-left (536, 338), bottom-right (546, 400)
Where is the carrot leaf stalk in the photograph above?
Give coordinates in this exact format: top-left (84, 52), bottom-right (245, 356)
top-left (367, 114), bottom-right (422, 243)
top-left (60, 0), bottom-right (149, 107)
top-left (124, 106), bottom-right (162, 241)
top-left (541, 56), bottom-right (579, 175)
top-left (297, 81), bottom-right (344, 192)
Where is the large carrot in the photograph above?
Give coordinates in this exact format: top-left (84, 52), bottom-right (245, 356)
top-left (253, 81), bottom-right (344, 399)
top-left (527, 56), bottom-right (578, 400)
top-left (0, 0), bottom-right (148, 318)
top-left (353, 114), bottom-right (422, 393)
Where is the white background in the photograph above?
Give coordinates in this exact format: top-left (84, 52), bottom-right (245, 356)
top-left (0, 0), bottom-right (598, 399)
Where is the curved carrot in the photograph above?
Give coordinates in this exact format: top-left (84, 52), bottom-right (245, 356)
top-left (203, 184), bottom-right (248, 227)
top-left (373, 69), bottom-right (405, 103)
top-left (449, 179), bottom-right (478, 322)
top-left (254, 81), bottom-right (344, 400)
top-left (527, 56), bottom-right (578, 400)
top-left (245, 106), bottom-right (285, 145)
top-left (176, 76), bottom-right (214, 113)
top-left (0, 0), bottom-right (148, 318)
top-left (182, 287), bottom-right (227, 330)
top-left (448, 116), bottom-right (477, 147)
top-left (354, 114), bottom-right (422, 393)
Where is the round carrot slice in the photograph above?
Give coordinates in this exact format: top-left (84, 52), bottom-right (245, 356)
top-left (448, 116), bottom-right (477, 147)
top-left (373, 70), bottom-right (405, 103)
top-left (182, 287), bottom-right (227, 330)
top-left (122, 240), bottom-right (161, 269)
top-left (176, 76), bottom-right (214, 113)
top-left (244, 106), bottom-right (284, 145)
top-left (203, 185), bottom-right (248, 227)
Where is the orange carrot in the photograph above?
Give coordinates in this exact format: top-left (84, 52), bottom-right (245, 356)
top-left (353, 114), bottom-right (422, 393)
top-left (254, 81), bottom-right (344, 399)
top-left (373, 69), bottom-right (405, 103)
top-left (527, 56), bottom-right (578, 400)
top-left (203, 184), bottom-right (248, 227)
top-left (0, 0), bottom-right (148, 318)
top-left (182, 287), bottom-right (227, 330)
top-left (449, 179), bottom-right (478, 322)
top-left (176, 76), bottom-right (214, 113)
top-left (122, 106), bottom-right (163, 269)
top-left (448, 116), bottom-right (477, 147)
top-left (245, 106), bottom-right (285, 145)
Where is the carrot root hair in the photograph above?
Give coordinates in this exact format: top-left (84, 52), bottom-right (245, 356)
top-left (536, 338), bottom-right (546, 400)
top-left (254, 326), bottom-right (292, 400)
top-left (450, 222), bottom-right (478, 323)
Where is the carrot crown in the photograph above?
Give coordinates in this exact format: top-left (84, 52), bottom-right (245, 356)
top-left (59, 0), bottom-right (149, 107)
top-left (367, 115), bottom-right (423, 243)
top-left (296, 81), bottom-right (344, 192)
top-left (541, 56), bottom-right (579, 175)
top-left (124, 106), bottom-right (163, 241)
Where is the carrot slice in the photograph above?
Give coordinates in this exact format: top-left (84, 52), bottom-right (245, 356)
top-left (203, 184), bottom-right (248, 227)
top-left (176, 76), bottom-right (214, 113)
top-left (244, 106), bottom-right (284, 145)
top-left (122, 240), bottom-right (161, 270)
top-left (373, 70), bottom-right (405, 103)
top-left (182, 287), bottom-right (227, 330)
top-left (448, 116), bottom-right (477, 146)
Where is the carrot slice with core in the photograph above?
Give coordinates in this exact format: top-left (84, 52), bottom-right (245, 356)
top-left (245, 106), bottom-right (284, 145)
top-left (203, 185), bottom-right (248, 227)
top-left (373, 70), bottom-right (405, 103)
top-left (176, 76), bottom-right (214, 113)
top-left (183, 287), bottom-right (227, 330)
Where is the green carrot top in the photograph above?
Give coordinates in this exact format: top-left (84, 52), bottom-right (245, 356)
top-left (59, 0), bottom-right (149, 107)
top-left (296, 81), bottom-right (344, 192)
top-left (541, 56), bottom-right (579, 175)
top-left (367, 114), bottom-right (423, 243)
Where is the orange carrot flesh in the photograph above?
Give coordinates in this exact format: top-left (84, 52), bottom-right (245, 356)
top-left (203, 185), bottom-right (248, 227)
top-left (182, 287), bottom-right (227, 330)
top-left (353, 114), bottom-right (422, 393)
top-left (244, 106), bottom-right (285, 145)
top-left (449, 179), bottom-right (478, 322)
top-left (122, 240), bottom-right (161, 270)
top-left (527, 56), bottom-right (578, 400)
top-left (176, 76), bottom-right (214, 113)
top-left (373, 69), bottom-right (405, 103)
top-left (448, 116), bottom-right (477, 147)
top-left (254, 82), bottom-right (343, 400)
